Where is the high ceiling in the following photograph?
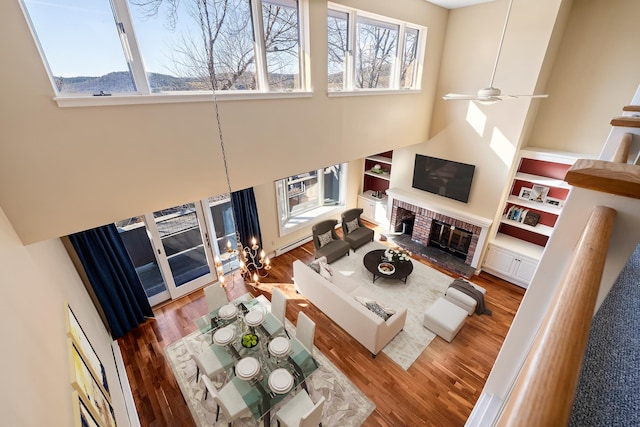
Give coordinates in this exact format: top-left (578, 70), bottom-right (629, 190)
top-left (426, 0), bottom-right (495, 9)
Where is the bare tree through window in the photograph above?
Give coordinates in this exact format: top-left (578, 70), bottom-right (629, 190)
top-left (130, 0), bottom-right (300, 91)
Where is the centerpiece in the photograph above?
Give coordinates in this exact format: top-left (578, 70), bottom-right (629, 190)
top-left (384, 247), bottom-right (411, 263)
top-left (241, 333), bottom-right (259, 348)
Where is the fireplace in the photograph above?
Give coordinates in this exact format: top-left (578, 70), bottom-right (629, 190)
top-left (428, 219), bottom-right (472, 261)
top-left (385, 188), bottom-right (493, 272)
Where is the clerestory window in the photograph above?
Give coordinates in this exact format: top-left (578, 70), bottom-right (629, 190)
top-left (21, 0), bottom-right (308, 98)
top-left (327, 4), bottom-right (426, 92)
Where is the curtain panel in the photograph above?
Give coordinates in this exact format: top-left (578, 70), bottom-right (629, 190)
top-left (69, 224), bottom-right (153, 338)
top-left (231, 188), bottom-right (263, 248)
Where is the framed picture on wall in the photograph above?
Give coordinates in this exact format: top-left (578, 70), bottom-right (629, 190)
top-left (66, 304), bottom-right (109, 395)
top-left (529, 185), bottom-right (549, 203)
top-left (69, 340), bottom-right (116, 427)
top-left (72, 391), bottom-right (102, 427)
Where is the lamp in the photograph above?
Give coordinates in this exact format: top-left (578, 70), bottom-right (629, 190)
top-left (208, 72), bottom-right (270, 289)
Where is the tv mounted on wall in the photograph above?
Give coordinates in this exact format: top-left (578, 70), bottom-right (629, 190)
top-left (412, 154), bottom-right (476, 203)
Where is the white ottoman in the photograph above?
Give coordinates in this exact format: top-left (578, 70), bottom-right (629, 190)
top-left (422, 297), bottom-right (467, 342)
top-left (445, 281), bottom-right (486, 316)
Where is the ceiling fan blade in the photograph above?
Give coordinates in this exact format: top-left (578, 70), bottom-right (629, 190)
top-left (500, 94), bottom-right (550, 99)
top-left (442, 93), bottom-right (478, 100)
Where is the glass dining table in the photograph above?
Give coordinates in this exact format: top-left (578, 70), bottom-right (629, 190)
top-left (194, 293), bottom-right (318, 427)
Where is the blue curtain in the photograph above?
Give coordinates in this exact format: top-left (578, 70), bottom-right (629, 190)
top-left (232, 188), bottom-right (263, 248)
top-left (69, 224), bottom-right (153, 338)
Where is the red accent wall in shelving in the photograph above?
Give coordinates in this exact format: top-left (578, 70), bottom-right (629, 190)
top-left (498, 223), bottom-right (549, 246)
top-left (519, 158), bottom-right (571, 180)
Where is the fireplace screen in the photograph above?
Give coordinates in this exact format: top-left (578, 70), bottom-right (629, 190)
top-left (428, 220), bottom-right (472, 260)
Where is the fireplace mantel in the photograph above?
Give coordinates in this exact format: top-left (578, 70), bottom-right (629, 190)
top-left (386, 188), bottom-right (493, 270)
top-left (386, 188), bottom-right (493, 228)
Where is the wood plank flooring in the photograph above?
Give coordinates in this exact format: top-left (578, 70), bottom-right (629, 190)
top-left (117, 226), bottom-right (525, 427)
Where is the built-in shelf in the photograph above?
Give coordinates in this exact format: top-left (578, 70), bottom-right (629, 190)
top-left (514, 172), bottom-right (571, 190)
top-left (364, 170), bottom-right (390, 180)
top-left (500, 215), bottom-right (553, 236)
top-left (506, 195), bottom-right (562, 215)
top-left (493, 233), bottom-right (544, 260)
top-left (366, 155), bottom-right (393, 165)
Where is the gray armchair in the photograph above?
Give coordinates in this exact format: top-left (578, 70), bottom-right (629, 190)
top-left (312, 219), bottom-right (350, 263)
top-left (341, 208), bottom-right (375, 251)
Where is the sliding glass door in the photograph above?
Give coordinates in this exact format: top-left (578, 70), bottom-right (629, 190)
top-left (117, 196), bottom-right (238, 306)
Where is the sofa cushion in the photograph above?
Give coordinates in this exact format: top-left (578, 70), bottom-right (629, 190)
top-left (317, 231), bottom-right (333, 248)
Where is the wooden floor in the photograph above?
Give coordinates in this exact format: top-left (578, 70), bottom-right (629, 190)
top-left (118, 228), bottom-right (525, 427)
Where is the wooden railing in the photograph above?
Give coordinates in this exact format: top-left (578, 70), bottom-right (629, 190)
top-left (497, 205), bottom-right (617, 427)
top-left (496, 158), bottom-right (640, 426)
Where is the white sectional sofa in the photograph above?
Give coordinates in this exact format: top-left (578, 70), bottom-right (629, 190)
top-left (292, 259), bottom-right (407, 356)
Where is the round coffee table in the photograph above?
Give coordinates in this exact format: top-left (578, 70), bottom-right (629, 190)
top-left (363, 249), bottom-right (413, 284)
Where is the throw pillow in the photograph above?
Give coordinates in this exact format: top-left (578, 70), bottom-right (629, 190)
top-left (317, 231), bottom-right (333, 248)
top-left (365, 302), bottom-right (390, 320)
top-left (317, 258), bottom-right (333, 282)
top-left (354, 295), bottom-right (396, 317)
top-left (307, 256), bottom-right (327, 273)
top-left (346, 218), bottom-right (360, 234)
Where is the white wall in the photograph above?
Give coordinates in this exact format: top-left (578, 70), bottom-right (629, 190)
top-left (0, 207), bottom-right (129, 426)
top-left (0, 0), bottom-right (447, 245)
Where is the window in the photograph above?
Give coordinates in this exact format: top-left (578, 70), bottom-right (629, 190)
top-left (327, 4), bottom-right (425, 92)
top-left (275, 164), bottom-right (347, 235)
top-left (21, 0), bottom-right (308, 97)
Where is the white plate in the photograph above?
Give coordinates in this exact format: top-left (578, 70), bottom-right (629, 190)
top-left (218, 304), bottom-right (238, 320)
top-left (244, 309), bottom-right (265, 327)
top-left (268, 368), bottom-right (294, 394)
top-left (378, 262), bottom-right (395, 275)
top-left (213, 326), bottom-right (235, 346)
top-left (268, 336), bottom-right (291, 357)
top-left (235, 357), bottom-right (260, 380)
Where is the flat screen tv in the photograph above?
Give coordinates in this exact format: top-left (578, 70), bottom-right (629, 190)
top-left (412, 154), bottom-right (476, 203)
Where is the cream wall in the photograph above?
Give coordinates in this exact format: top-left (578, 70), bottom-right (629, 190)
top-left (0, 0), bottom-right (447, 245)
top-left (526, 0), bottom-right (640, 155)
top-left (0, 207), bottom-right (129, 426)
top-left (388, 0), bottom-right (565, 224)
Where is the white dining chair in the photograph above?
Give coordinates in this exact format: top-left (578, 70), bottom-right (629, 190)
top-left (271, 287), bottom-right (290, 337)
top-left (275, 389), bottom-right (325, 427)
top-left (185, 339), bottom-right (227, 389)
top-left (201, 375), bottom-right (253, 426)
top-left (296, 312), bottom-right (316, 355)
top-left (204, 283), bottom-right (229, 312)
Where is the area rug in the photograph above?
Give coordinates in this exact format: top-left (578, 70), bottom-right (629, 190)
top-left (331, 241), bottom-right (454, 370)
top-left (165, 327), bottom-right (375, 427)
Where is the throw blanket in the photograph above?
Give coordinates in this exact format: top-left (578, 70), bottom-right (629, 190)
top-left (449, 278), bottom-right (492, 315)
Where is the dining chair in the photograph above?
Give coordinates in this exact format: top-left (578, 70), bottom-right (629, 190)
top-left (204, 283), bottom-right (229, 312)
top-left (271, 287), bottom-right (290, 338)
top-left (296, 312), bottom-right (316, 355)
top-left (201, 375), bottom-right (253, 426)
top-left (185, 339), bottom-right (227, 389)
top-left (275, 389), bottom-right (325, 427)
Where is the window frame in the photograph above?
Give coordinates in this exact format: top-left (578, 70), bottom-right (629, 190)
top-left (326, 3), bottom-right (426, 94)
top-left (20, 0), bottom-right (311, 107)
top-left (275, 163), bottom-right (348, 236)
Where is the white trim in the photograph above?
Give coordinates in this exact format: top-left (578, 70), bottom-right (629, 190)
top-left (112, 340), bottom-right (141, 427)
top-left (327, 89), bottom-right (421, 97)
top-left (54, 90), bottom-right (313, 108)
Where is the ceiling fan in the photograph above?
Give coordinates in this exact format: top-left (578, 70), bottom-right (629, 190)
top-left (442, 0), bottom-right (549, 103)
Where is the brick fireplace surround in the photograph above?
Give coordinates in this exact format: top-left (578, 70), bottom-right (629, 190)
top-left (386, 188), bottom-right (493, 270)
